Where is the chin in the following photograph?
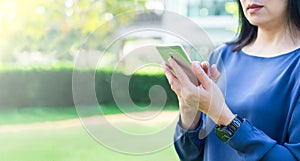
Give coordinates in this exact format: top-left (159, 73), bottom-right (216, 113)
top-left (247, 19), bottom-right (263, 27)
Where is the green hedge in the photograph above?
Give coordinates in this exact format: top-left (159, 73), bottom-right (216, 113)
top-left (0, 68), bottom-right (177, 108)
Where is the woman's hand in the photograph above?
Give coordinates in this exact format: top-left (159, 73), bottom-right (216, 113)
top-left (164, 57), bottom-right (234, 128)
top-left (191, 61), bottom-right (235, 126)
top-left (200, 61), bottom-right (220, 83)
top-left (164, 61), bottom-right (200, 130)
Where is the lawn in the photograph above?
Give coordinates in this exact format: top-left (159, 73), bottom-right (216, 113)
top-left (0, 126), bottom-right (179, 161)
top-left (0, 105), bottom-right (180, 161)
top-left (0, 105), bottom-right (178, 125)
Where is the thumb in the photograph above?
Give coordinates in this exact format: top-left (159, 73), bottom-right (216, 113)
top-left (192, 61), bottom-right (211, 89)
top-left (210, 64), bottom-right (220, 82)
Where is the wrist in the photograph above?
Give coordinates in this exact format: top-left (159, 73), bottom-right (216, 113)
top-left (180, 111), bottom-right (201, 130)
top-left (216, 106), bottom-right (235, 126)
top-left (215, 114), bottom-right (243, 142)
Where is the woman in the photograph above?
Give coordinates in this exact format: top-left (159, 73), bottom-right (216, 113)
top-left (164, 0), bottom-right (300, 160)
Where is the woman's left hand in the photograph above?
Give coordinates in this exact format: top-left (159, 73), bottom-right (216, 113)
top-left (168, 57), bottom-right (235, 126)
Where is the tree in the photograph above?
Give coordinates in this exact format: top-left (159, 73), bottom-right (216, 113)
top-left (0, 0), bottom-right (146, 64)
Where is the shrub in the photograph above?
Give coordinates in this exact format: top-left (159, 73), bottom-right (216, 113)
top-left (0, 68), bottom-right (177, 108)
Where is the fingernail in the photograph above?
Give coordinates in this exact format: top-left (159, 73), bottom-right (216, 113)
top-left (168, 57), bottom-right (174, 64)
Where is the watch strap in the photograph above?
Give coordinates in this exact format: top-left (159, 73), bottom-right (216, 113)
top-left (215, 115), bottom-right (243, 142)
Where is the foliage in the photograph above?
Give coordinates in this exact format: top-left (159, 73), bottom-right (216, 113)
top-left (0, 0), bottom-right (146, 63)
top-left (0, 67), bottom-right (177, 108)
top-left (225, 1), bottom-right (239, 18)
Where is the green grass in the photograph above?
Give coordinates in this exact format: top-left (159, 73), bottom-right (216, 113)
top-left (0, 104), bottom-right (178, 125)
top-left (0, 107), bottom-right (79, 125)
top-left (0, 105), bottom-right (180, 161)
top-left (0, 126), bottom-right (179, 161)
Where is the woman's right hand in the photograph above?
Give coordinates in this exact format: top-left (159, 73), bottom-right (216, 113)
top-left (163, 60), bottom-right (220, 130)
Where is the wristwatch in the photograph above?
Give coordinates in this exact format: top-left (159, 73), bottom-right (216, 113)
top-left (215, 115), bottom-right (243, 142)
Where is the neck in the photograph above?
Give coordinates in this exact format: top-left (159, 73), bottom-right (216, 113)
top-left (245, 24), bottom-right (300, 57)
top-left (254, 10), bottom-right (292, 47)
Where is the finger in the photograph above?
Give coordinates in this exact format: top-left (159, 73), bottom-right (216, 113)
top-left (163, 64), bottom-right (176, 82)
top-left (163, 64), bottom-right (181, 94)
top-left (210, 64), bottom-right (220, 82)
top-left (163, 63), bottom-right (177, 84)
top-left (191, 61), bottom-right (211, 89)
top-left (168, 57), bottom-right (192, 87)
top-left (200, 61), bottom-right (210, 75)
top-left (163, 62), bottom-right (172, 70)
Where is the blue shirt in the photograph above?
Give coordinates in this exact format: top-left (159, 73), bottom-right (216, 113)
top-left (174, 44), bottom-right (300, 161)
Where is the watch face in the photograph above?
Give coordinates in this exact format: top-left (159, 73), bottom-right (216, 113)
top-left (215, 129), bottom-right (231, 142)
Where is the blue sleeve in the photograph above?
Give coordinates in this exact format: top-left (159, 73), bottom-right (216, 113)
top-left (174, 115), bottom-right (204, 161)
top-left (227, 98), bottom-right (300, 161)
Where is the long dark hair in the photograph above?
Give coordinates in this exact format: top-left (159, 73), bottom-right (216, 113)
top-left (228, 0), bottom-right (300, 51)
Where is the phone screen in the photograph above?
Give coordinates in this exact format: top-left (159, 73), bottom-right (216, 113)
top-left (156, 45), bottom-right (191, 65)
top-left (156, 44), bottom-right (199, 85)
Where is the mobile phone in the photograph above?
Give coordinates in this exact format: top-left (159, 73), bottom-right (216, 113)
top-left (156, 44), bottom-right (199, 85)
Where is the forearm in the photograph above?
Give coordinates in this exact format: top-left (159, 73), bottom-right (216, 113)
top-left (179, 105), bottom-right (201, 130)
top-left (261, 144), bottom-right (297, 161)
top-left (226, 120), bottom-right (298, 161)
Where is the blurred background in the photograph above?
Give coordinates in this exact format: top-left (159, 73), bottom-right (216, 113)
top-left (0, 0), bottom-right (238, 160)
